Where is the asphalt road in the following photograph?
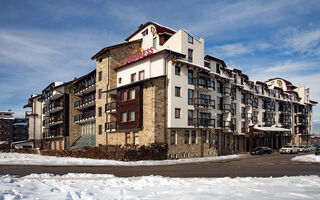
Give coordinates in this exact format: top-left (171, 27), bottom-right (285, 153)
top-left (0, 153), bottom-right (319, 178)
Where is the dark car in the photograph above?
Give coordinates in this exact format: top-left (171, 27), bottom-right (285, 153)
top-left (251, 147), bottom-right (272, 155)
top-left (315, 146), bottom-right (320, 156)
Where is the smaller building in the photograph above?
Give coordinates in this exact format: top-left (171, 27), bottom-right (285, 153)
top-left (0, 110), bottom-right (14, 148)
top-left (12, 118), bottom-right (28, 142)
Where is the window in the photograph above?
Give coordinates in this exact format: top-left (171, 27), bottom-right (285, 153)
top-left (121, 91), bottom-right (127, 102)
top-left (216, 63), bottom-right (220, 74)
top-left (175, 66), bottom-right (181, 75)
top-left (184, 130), bottom-right (190, 144)
top-left (188, 110), bottom-right (194, 126)
top-left (188, 49), bottom-right (193, 63)
top-left (98, 107), bottom-right (102, 117)
top-left (118, 78), bottom-right (122, 84)
top-left (142, 29), bottom-right (148, 36)
top-left (125, 132), bottom-right (130, 145)
top-left (129, 89), bottom-right (135, 100)
top-left (192, 131), bottom-right (196, 144)
top-left (231, 103), bottom-right (236, 116)
top-left (98, 71), bottom-right (102, 81)
top-left (121, 112), bottom-right (127, 122)
top-left (134, 132), bottom-right (139, 145)
top-left (139, 70), bottom-right (145, 80)
top-left (241, 93), bottom-right (245, 104)
top-left (153, 37), bottom-right (157, 48)
top-left (217, 81), bottom-right (221, 93)
top-left (175, 108), bottom-right (181, 119)
top-left (188, 34), bottom-right (193, 44)
top-left (175, 87), bottom-right (181, 97)
top-left (98, 125), bottom-right (102, 134)
top-left (217, 114), bottom-right (222, 127)
top-left (98, 89), bottom-right (102, 99)
top-left (131, 73), bottom-right (136, 82)
top-left (188, 70), bottom-right (193, 84)
top-left (217, 97), bottom-right (222, 110)
top-left (202, 131), bottom-right (207, 143)
top-left (188, 89), bottom-right (194, 105)
top-left (98, 57), bottom-right (102, 63)
top-left (129, 111), bottom-right (135, 121)
top-left (170, 130), bottom-right (176, 145)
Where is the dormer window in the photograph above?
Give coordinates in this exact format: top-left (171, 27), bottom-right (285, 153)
top-left (142, 29), bottom-right (148, 36)
top-left (153, 37), bottom-right (157, 48)
top-left (188, 34), bottom-right (193, 44)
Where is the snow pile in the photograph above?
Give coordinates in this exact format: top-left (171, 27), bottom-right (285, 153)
top-left (292, 154), bottom-right (320, 163)
top-left (0, 174), bottom-right (319, 199)
top-left (0, 153), bottom-right (241, 166)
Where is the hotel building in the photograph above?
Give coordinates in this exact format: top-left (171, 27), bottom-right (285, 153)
top-left (24, 22), bottom-right (317, 157)
top-left (91, 22), bottom-right (317, 158)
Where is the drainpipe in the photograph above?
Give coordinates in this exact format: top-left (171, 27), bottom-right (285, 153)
top-left (106, 56), bottom-right (110, 145)
top-left (164, 51), bottom-right (175, 144)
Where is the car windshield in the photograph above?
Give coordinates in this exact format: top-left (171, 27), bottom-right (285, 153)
top-left (284, 145), bottom-right (292, 148)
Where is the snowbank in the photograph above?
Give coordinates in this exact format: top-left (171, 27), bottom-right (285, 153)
top-left (0, 153), bottom-right (241, 166)
top-left (291, 154), bottom-right (320, 163)
top-left (0, 173), bottom-right (319, 199)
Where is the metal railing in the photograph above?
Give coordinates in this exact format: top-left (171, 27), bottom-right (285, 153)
top-left (194, 98), bottom-right (215, 108)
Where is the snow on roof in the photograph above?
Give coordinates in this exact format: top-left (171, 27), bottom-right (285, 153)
top-left (253, 126), bottom-right (290, 132)
top-left (54, 82), bottom-right (64, 87)
top-left (13, 122), bottom-right (28, 126)
top-left (176, 59), bottom-right (210, 72)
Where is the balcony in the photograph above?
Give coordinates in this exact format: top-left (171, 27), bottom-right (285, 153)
top-left (74, 94), bottom-right (95, 110)
top-left (105, 102), bottom-right (117, 113)
top-left (263, 103), bottom-right (275, 111)
top-left (43, 130), bottom-right (63, 139)
top-left (296, 119), bottom-right (308, 126)
top-left (193, 118), bottom-right (215, 127)
top-left (222, 87), bottom-right (231, 96)
top-left (194, 98), bottom-right (215, 108)
top-left (222, 104), bottom-right (231, 112)
top-left (279, 104), bottom-right (291, 113)
top-left (263, 117), bottom-right (275, 126)
top-left (43, 90), bottom-right (64, 103)
top-left (43, 115), bottom-right (63, 127)
top-left (74, 78), bottom-right (96, 96)
top-left (296, 109), bottom-right (308, 115)
top-left (105, 122), bottom-right (117, 132)
top-left (45, 101), bottom-right (63, 114)
top-left (193, 78), bottom-right (214, 90)
top-left (74, 111), bottom-right (95, 124)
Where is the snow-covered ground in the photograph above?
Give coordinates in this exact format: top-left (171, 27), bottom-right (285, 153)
top-left (0, 173), bottom-right (319, 200)
top-left (292, 154), bottom-right (320, 163)
top-left (0, 153), bottom-right (241, 166)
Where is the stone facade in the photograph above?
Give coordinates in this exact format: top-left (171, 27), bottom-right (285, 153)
top-left (95, 41), bottom-right (142, 146)
top-left (69, 86), bottom-right (82, 146)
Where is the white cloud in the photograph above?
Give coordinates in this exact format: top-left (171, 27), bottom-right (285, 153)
top-left (264, 60), bottom-right (317, 73)
top-left (280, 27), bottom-right (320, 55)
top-left (209, 43), bottom-right (252, 57)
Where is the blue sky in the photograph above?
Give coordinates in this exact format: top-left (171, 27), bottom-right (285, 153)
top-left (0, 0), bottom-right (320, 133)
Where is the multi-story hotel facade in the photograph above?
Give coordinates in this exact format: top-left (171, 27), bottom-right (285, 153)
top-left (92, 22), bottom-right (317, 158)
top-left (24, 22), bottom-right (317, 158)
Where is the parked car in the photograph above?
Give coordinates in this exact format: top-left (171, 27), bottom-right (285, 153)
top-left (251, 147), bottom-right (272, 155)
top-left (279, 145), bottom-right (299, 154)
top-left (311, 144), bottom-right (318, 151)
top-left (298, 145), bottom-right (310, 152)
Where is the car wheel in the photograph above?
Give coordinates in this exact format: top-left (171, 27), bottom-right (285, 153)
top-left (290, 150), bottom-right (292, 154)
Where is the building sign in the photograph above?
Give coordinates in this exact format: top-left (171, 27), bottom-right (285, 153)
top-left (123, 47), bottom-right (153, 65)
